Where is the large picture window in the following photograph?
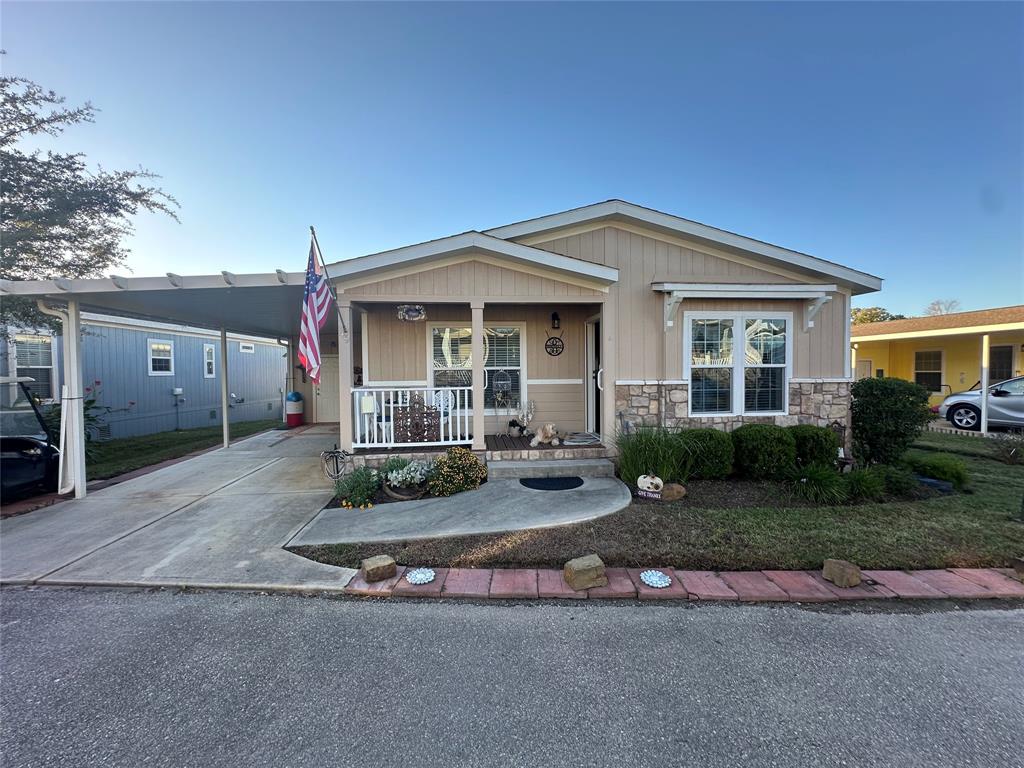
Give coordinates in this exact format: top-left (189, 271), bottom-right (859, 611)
top-left (429, 325), bottom-right (523, 411)
top-left (686, 313), bottom-right (791, 416)
top-left (913, 351), bottom-right (942, 393)
top-left (15, 335), bottom-right (53, 400)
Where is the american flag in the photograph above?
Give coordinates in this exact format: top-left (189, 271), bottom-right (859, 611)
top-left (297, 236), bottom-right (333, 384)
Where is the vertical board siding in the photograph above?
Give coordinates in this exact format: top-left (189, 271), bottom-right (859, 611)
top-left (74, 324), bottom-right (286, 439)
top-left (342, 256), bottom-right (602, 299)
top-left (532, 225), bottom-right (848, 380)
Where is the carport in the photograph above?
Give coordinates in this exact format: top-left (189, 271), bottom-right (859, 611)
top-left (2, 269), bottom-right (344, 498)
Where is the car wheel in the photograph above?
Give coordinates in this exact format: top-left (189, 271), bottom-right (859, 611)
top-left (949, 404), bottom-right (980, 431)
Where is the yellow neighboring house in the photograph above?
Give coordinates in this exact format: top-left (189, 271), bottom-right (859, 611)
top-left (851, 305), bottom-right (1024, 406)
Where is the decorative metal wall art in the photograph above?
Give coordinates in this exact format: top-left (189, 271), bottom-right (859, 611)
top-left (544, 332), bottom-right (564, 356)
top-left (391, 393), bottom-right (441, 443)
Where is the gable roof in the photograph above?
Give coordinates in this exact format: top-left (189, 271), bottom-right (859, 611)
top-left (484, 199), bottom-right (882, 294)
top-left (851, 305), bottom-right (1024, 338)
top-left (324, 230), bottom-right (618, 287)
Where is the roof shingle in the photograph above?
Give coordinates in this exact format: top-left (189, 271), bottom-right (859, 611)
top-left (851, 305), bottom-right (1024, 337)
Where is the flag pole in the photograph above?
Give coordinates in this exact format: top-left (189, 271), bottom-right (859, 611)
top-left (309, 225), bottom-right (347, 336)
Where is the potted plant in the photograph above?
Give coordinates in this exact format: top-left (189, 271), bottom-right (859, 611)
top-left (381, 458), bottom-right (433, 501)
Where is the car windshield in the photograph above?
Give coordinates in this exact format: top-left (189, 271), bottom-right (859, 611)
top-left (0, 385), bottom-right (50, 440)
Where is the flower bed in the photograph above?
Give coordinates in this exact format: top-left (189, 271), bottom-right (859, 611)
top-left (329, 447), bottom-right (488, 510)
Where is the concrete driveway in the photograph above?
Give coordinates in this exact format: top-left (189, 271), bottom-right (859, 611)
top-left (0, 427), bottom-right (356, 591)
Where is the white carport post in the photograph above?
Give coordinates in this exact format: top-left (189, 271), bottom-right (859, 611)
top-left (64, 299), bottom-right (87, 499)
top-left (220, 328), bottom-right (230, 448)
top-left (980, 333), bottom-right (990, 434)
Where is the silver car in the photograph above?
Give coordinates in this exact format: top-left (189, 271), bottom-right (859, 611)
top-left (938, 376), bottom-right (1024, 430)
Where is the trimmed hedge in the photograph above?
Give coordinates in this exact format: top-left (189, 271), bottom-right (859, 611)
top-left (731, 424), bottom-right (797, 479)
top-left (788, 424), bottom-right (840, 468)
top-left (676, 428), bottom-right (734, 480)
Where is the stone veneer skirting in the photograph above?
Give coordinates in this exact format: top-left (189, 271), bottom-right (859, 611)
top-left (348, 446), bottom-right (608, 469)
top-left (615, 381), bottom-right (851, 432)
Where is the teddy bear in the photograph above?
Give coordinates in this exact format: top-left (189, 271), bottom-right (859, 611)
top-left (529, 423), bottom-right (560, 447)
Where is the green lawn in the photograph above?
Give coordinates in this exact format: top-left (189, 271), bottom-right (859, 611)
top-left (87, 420), bottom-right (282, 480)
top-left (293, 431), bottom-right (1024, 572)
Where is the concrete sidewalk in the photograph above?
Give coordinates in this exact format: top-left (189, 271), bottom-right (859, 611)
top-left (289, 476), bottom-right (632, 546)
top-left (0, 430), bottom-right (357, 592)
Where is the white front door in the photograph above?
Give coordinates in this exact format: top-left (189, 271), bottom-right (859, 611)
top-left (855, 359), bottom-right (872, 380)
top-left (315, 355), bottom-right (340, 422)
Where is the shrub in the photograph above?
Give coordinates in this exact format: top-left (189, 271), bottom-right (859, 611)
top-left (385, 460), bottom-right (433, 489)
top-left (428, 447), bottom-right (487, 496)
top-left (788, 424), bottom-right (840, 468)
top-left (992, 431), bottom-right (1024, 465)
top-left (875, 465), bottom-right (919, 497)
top-left (615, 427), bottom-right (696, 484)
top-left (905, 452), bottom-right (969, 490)
top-left (335, 466), bottom-right (380, 507)
top-left (844, 467), bottom-right (886, 503)
top-left (731, 424), bottom-right (797, 479)
top-left (788, 463), bottom-right (848, 504)
top-left (675, 428), bottom-right (733, 480)
top-left (850, 377), bottom-right (931, 465)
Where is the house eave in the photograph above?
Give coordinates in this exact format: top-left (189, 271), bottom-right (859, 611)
top-left (324, 231), bottom-right (619, 286)
top-left (485, 200), bottom-right (882, 294)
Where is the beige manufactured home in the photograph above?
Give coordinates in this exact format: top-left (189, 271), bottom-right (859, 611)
top-left (3, 200), bottom-right (881, 494)
top-left (287, 200), bottom-right (881, 452)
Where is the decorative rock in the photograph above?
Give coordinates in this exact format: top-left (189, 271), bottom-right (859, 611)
top-left (822, 558), bottom-right (861, 588)
top-left (661, 483), bottom-right (686, 502)
top-left (361, 554), bottom-right (397, 583)
top-left (1012, 557), bottom-right (1024, 583)
top-left (563, 554), bottom-right (608, 591)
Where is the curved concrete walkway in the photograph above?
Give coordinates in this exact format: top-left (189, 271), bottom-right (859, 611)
top-left (287, 477), bottom-right (632, 546)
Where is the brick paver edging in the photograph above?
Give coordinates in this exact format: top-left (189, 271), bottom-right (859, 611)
top-left (343, 567), bottom-right (1024, 602)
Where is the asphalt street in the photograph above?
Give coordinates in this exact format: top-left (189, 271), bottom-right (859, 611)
top-left (1, 588), bottom-right (1021, 768)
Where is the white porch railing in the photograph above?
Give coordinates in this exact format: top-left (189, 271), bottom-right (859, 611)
top-left (351, 386), bottom-right (473, 449)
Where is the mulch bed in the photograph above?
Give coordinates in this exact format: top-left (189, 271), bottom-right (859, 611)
top-left (291, 479), bottom-right (958, 573)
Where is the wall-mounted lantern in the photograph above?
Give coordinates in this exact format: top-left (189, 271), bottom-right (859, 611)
top-left (551, 312), bottom-right (560, 330)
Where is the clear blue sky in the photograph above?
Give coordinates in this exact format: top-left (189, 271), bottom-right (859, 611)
top-left (5, 1), bottom-right (1022, 315)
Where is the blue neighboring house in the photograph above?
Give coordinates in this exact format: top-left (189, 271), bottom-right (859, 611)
top-left (3, 313), bottom-right (287, 439)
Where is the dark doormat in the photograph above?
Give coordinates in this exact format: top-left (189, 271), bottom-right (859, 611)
top-left (519, 476), bottom-right (585, 491)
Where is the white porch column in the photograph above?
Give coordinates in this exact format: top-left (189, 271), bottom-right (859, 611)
top-left (64, 299), bottom-right (87, 499)
top-left (600, 297), bottom-right (617, 447)
top-left (850, 343), bottom-right (858, 376)
top-left (220, 328), bottom-right (230, 448)
top-left (981, 333), bottom-right (990, 434)
top-left (471, 300), bottom-right (486, 451)
top-left (338, 300), bottom-right (354, 452)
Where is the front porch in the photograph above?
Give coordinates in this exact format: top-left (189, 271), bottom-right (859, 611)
top-left (300, 296), bottom-right (615, 455)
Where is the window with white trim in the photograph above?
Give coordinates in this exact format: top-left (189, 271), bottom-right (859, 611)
top-left (239, 342), bottom-right (255, 354)
top-left (148, 339), bottom-right (174, 376)
top-left (429, 326), bottom-right (523, 411)
top-left (913, 351), bottom-right (942, 393)
top-left (686, 313), bottom-right (791, 416)
top-left (15, 335), bottom-right (54, 399)
top-left (203, 343), bottom-right (216, 378)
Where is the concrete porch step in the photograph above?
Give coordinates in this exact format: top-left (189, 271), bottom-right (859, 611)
top-left (487, 458), bottom-right (615, 480)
